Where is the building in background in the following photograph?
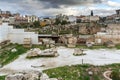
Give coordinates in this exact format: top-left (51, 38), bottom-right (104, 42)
top-left (89, 16), bottom-right (100, 22)
top-left (9, 17), bottom-right (15, 25)
top-left (15, 16), bottom-right (28, 24)
top-left (27, 15), bottom-right (39, 23)
top-left (0, 10), bottom-right (11, 18)
top-left (76, 15), bottom-right (100, 23)
top-left (68, 15), bottom-right (76, 24)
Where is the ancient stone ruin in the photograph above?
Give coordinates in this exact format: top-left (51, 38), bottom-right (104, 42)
top-left (5, 71), bottom-right (41, 80)
top-left (27, 48), bottom-right (41, 58)
top-left (23, 38), bottom-right (32, 48)
top-left (67, 37), bottom-right (77, 48)
top-left (73, 48), bottom-right (86, 56)
top-left (26, 48), bottom-right (59, 58)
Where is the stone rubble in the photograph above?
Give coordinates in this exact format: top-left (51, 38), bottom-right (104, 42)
top-left (27, 48), bottom-right (41, 58)
top-left (5, 71), bottom-right (58, 80)
top-left (26, 48), bottom-right (59, 58)
top-left (11, 48), bottom-right (17, 52)
top-left (73, 48), bottom-right (85, 56)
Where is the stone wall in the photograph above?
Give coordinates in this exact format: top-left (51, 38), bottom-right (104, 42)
top-left (95, 34), bottom-right (120, 44)
top-left (95, 24), bottom-right (120, 44)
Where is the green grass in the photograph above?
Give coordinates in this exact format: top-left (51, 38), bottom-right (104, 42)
top-left (76, 45), bottom-right (108, 49)
top-left (76, 45), bottom-right (120, 50)
top-left (0, 76), bottom-right (5, 80)
top-left (89, 45), bottom-right (107, 49)
top-left (32, 45), bottom-right (47, 50)
top-left (1, 64), bottom-right (120, 80)
top-left (0, 44), bottom-right (28, 66)
top-left (115, 45), bottom-right (120, 49)
top-left (0, 44), bottom-right (48, 64)
top-left (43, 64), bottom-right (120, 80)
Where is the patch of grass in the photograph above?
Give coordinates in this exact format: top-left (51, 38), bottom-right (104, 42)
top-left (0, 44), bottom-right (28, 66)
top-left (0, 76), bottom-right (5, 80)
top-left (90, 45), bottom-right (107, 49)
top-left (76, 45), bottom-right (87, 49)
top-left (76, 45), bottom-right (120, 50)
top-left (32, 45), bottom-right (47, 50)
top-left (115, 45), bottom-right (120, 49)
top-left (76, 45), bottom-right (108, 49)
top-left (43, 64), bottom-right (120, 80)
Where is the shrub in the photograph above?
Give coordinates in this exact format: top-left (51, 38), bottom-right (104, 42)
top-left (111, 70), bottom-right (120, 80)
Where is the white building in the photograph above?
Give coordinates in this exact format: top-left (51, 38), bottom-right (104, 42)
top-left (89, 16), bottom-right (100, 22)
top-left (2, 17), bottom-right (9, 22)
top-left (9, 17), bottom-right (15, 24)
top-left (80, 16), bottom-right (100, 22)
top-left (0, 23), bottom-right (38, 44)
top-left (27, 15), bottom-right (39, 23)
top-left (68, 15), bottom-right (76, 24)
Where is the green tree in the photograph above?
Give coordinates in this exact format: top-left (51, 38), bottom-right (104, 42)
top-left (33, 21), bottom-right (40, 28)
top-left (54, 18), bottom-right (61, 25)
top-left (61, 20), bottom-right (68, 25)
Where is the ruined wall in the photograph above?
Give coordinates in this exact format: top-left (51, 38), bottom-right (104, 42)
top-left (79, 23), bottom-right (101, 35)
top-left (95, 34), bottom-right (120, 44)
top-left (95, 24), bottom-right (120, 44)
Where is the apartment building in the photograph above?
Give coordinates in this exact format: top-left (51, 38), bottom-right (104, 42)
top-left (27, 15), bottom-right (39, 23)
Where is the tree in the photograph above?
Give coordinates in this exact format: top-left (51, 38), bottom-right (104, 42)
top-left (54, 18), bottom-right (61, 25)
top-left (61, 20), bottom-right (68, 25)
top-left (33, 21), bottom-right (40, 28)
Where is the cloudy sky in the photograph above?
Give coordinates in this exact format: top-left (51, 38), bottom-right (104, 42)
top-left (0, 0), bottom-right (120, 16)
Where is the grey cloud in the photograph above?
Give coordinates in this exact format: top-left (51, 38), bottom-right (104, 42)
top-left (85, 9), bottom-right (115, 16)
top-left (39, 0), bottom-right (107, 8)
top-left (3, 0), bottom-right (105, 9)
top-left (0, 0), bottom-right (108, 10)
top-left (0, 0), bottom-right (117, 16)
